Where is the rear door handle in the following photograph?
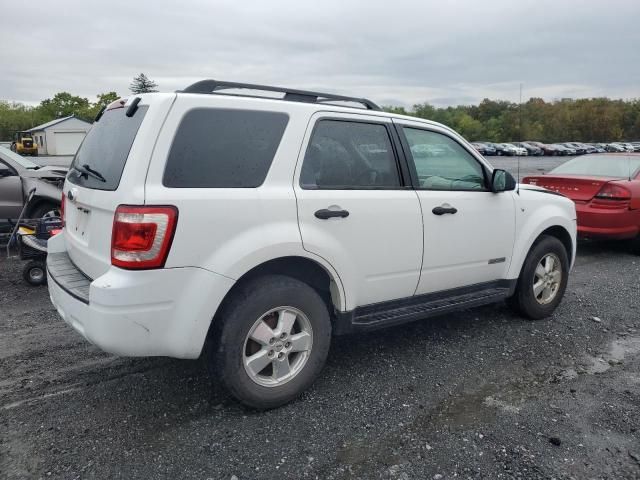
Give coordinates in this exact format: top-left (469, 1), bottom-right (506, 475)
top-left (432, 205), bottom-right (457, 215)
top-left (315, 208), bottom-right (350, 220)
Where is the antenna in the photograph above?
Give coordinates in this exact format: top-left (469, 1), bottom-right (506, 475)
top-left (517, 83), bottom-right (523, 194)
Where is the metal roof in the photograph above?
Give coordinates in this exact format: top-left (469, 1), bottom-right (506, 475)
top-left (26, 115), bottom-right (91, 132)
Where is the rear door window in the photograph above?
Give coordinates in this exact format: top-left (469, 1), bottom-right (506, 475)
top-left (163, 109), bottom-right (289, 188)
top-left (67, 106), bottom-right (148, 191)
top-left (300, 120), bottom-right (401, 189)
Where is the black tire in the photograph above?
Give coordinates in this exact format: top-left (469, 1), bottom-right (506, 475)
top-left (507, 235), bottom-right (569, 320)
top-left (30, 202), bottom-right (61, 220)
top-left (207, 274), bottom-right (332, 409)
top-left (23, 261), bottom-right (47, 286)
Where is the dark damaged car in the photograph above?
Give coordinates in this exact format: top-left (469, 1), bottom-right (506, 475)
top-left (0, 146), bottom-right (67, 220)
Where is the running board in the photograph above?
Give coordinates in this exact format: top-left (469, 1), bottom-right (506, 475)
top-left (333, 280), bottom-right (516, 335)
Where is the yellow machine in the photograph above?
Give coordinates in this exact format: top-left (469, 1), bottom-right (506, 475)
top-left (10, 132), bottom-right (38, 156)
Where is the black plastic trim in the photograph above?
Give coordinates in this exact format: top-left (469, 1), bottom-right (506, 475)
top-left (518, 186), bottom-right (567, 198)
top-left (47, 252), bottom-right (92, 304)
top-left (333, 279), bottom-right (516, 335)
top-left (126, 97), bottom-right (141, 117)
top-left (180, 79), bottom-right (381, 111)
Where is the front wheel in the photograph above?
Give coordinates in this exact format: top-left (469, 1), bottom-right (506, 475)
top-left (507, 235), bottom-right (569, 319)
top-left (207, 274), bottom-right (332, 409)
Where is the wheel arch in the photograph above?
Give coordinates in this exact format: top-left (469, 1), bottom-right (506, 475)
top-left (539, 225), bottom-right (574, 265)
top-left (213, 255), bottom-right (346, 323)
top-left (509, 222), bottom-right (575, 280)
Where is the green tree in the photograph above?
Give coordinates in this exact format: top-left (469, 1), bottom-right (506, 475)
top-left (129, 73), bottom-right (158, 94)
top-left (38, 92), bottom-right (91, 119)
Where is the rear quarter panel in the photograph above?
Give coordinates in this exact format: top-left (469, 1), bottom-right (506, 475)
top-left (143, 95), bottom-right (347, 311)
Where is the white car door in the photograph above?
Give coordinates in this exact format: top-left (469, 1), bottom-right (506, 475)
top-left (393, 120), bottom-right (516, 295)
top-left (294, 113), bottom-right (423, 310)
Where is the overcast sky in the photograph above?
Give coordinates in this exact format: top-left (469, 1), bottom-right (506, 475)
top-left (2, 0), bottom-right (639, 108)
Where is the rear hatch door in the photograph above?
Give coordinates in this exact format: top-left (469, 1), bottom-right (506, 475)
top-left (63, 95), bottom-right (175, 279)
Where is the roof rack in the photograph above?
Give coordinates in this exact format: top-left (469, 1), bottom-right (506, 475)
top-left (179, 79), bottom-right (381, 111)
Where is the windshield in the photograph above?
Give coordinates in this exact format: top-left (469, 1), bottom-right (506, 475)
top-left (0, 145), bottom-right (38, 169)
top-left (68, 106), bottom-right (148, 190)
top-left (551, 155), bottom-right (640, 178)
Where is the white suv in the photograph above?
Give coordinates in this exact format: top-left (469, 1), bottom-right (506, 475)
top-left (48, 80), bottom-right (577, 408)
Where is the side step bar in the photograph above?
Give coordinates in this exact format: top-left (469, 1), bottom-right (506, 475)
top-left (333, 280), bottom-right (516, 335)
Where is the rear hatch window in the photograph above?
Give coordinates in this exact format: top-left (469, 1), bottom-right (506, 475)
top-left (67, 106), bottom-right (148, 190)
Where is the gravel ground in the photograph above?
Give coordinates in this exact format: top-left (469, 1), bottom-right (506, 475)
top-left (1, 238), bottom-right (640, 479)
top-left (2, 154), bottom-right (639, 479)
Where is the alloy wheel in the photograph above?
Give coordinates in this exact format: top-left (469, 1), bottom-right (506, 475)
top-left (243, 307), bottom-right (313, 387)
top-left (532, 253), bottom-right (562, 305)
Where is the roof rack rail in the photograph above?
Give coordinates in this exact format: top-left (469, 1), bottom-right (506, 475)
top-left (179, 79), bottom-right (381, 111)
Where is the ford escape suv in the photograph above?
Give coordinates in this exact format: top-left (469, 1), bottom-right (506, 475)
top-left (48, 80), bottom-right (577, 408)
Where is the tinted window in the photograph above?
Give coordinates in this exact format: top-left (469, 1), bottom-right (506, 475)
top-left (163, 109), bottom-right (288, 188)
top-left (67, 106), bottom-right (148, 190)
top-left (300, 120), bottom-right (400, 189)
top-left (403, 128), bottom-right (486, 191)
top-left (551, 155), bottom-right (640, 178)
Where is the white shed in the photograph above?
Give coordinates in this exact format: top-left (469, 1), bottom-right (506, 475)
top-left (27, 116), bottom-right (92, 156)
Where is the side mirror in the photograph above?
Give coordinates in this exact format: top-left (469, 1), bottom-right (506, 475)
top-left (491, 169), bottom-right (516, 192)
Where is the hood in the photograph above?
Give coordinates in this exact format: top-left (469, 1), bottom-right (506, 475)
top-left (21, 166), bottom-right (68, 180)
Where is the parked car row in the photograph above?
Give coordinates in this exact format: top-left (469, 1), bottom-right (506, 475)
top-left (472, 141), bottom-right (640, 156)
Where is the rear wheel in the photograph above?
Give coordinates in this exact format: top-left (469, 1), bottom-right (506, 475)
top-left (507, 235), bottom-right (569, 319)
top-left (207, 274), bottom-right (332, 409)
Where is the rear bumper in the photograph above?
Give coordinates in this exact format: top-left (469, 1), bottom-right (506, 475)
top-left (576, 204), bottom-right (640, 240)
top-left (47, 237), bottom-right (235, 359)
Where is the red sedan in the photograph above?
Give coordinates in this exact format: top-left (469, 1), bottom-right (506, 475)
top-left (523, 154), bottom-right (640, 245)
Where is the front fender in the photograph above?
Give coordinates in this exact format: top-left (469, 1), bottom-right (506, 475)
top-left (507, 195), bottom-right (577, 279)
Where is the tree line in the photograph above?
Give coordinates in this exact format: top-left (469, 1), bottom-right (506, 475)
top-left (2, 74), bottom-right (639, 143)
top-left (385, 97), bottom-right (640, 143)
top-left (0, 73), bottom-right (157, 141)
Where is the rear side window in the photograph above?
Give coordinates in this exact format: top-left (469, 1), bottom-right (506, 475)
top-left (67, 106), bottom-right (148, 191)
top-left (300, 120), bottom-right (400, 189)
top-left (163, 109), bottom-right (288, 188)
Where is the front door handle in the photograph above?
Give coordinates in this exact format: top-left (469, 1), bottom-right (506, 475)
top-left (315, 208), bottom-right (350, 220)
top-left (432, 205), bottom-right (457, 215)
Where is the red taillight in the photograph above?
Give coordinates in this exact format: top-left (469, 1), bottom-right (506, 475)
top-left (60, 192), bottom-right (65, 226)
top-left (594, 184), bottom-right (631, 201)
top-left (111, 205), bottom-right (178, 269)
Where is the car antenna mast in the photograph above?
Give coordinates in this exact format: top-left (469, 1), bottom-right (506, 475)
top-left (517, 83), bottom-right (523, 194)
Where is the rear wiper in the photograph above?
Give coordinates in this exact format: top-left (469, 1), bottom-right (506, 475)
top-left (74, 163), bottom-right (106, 182)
